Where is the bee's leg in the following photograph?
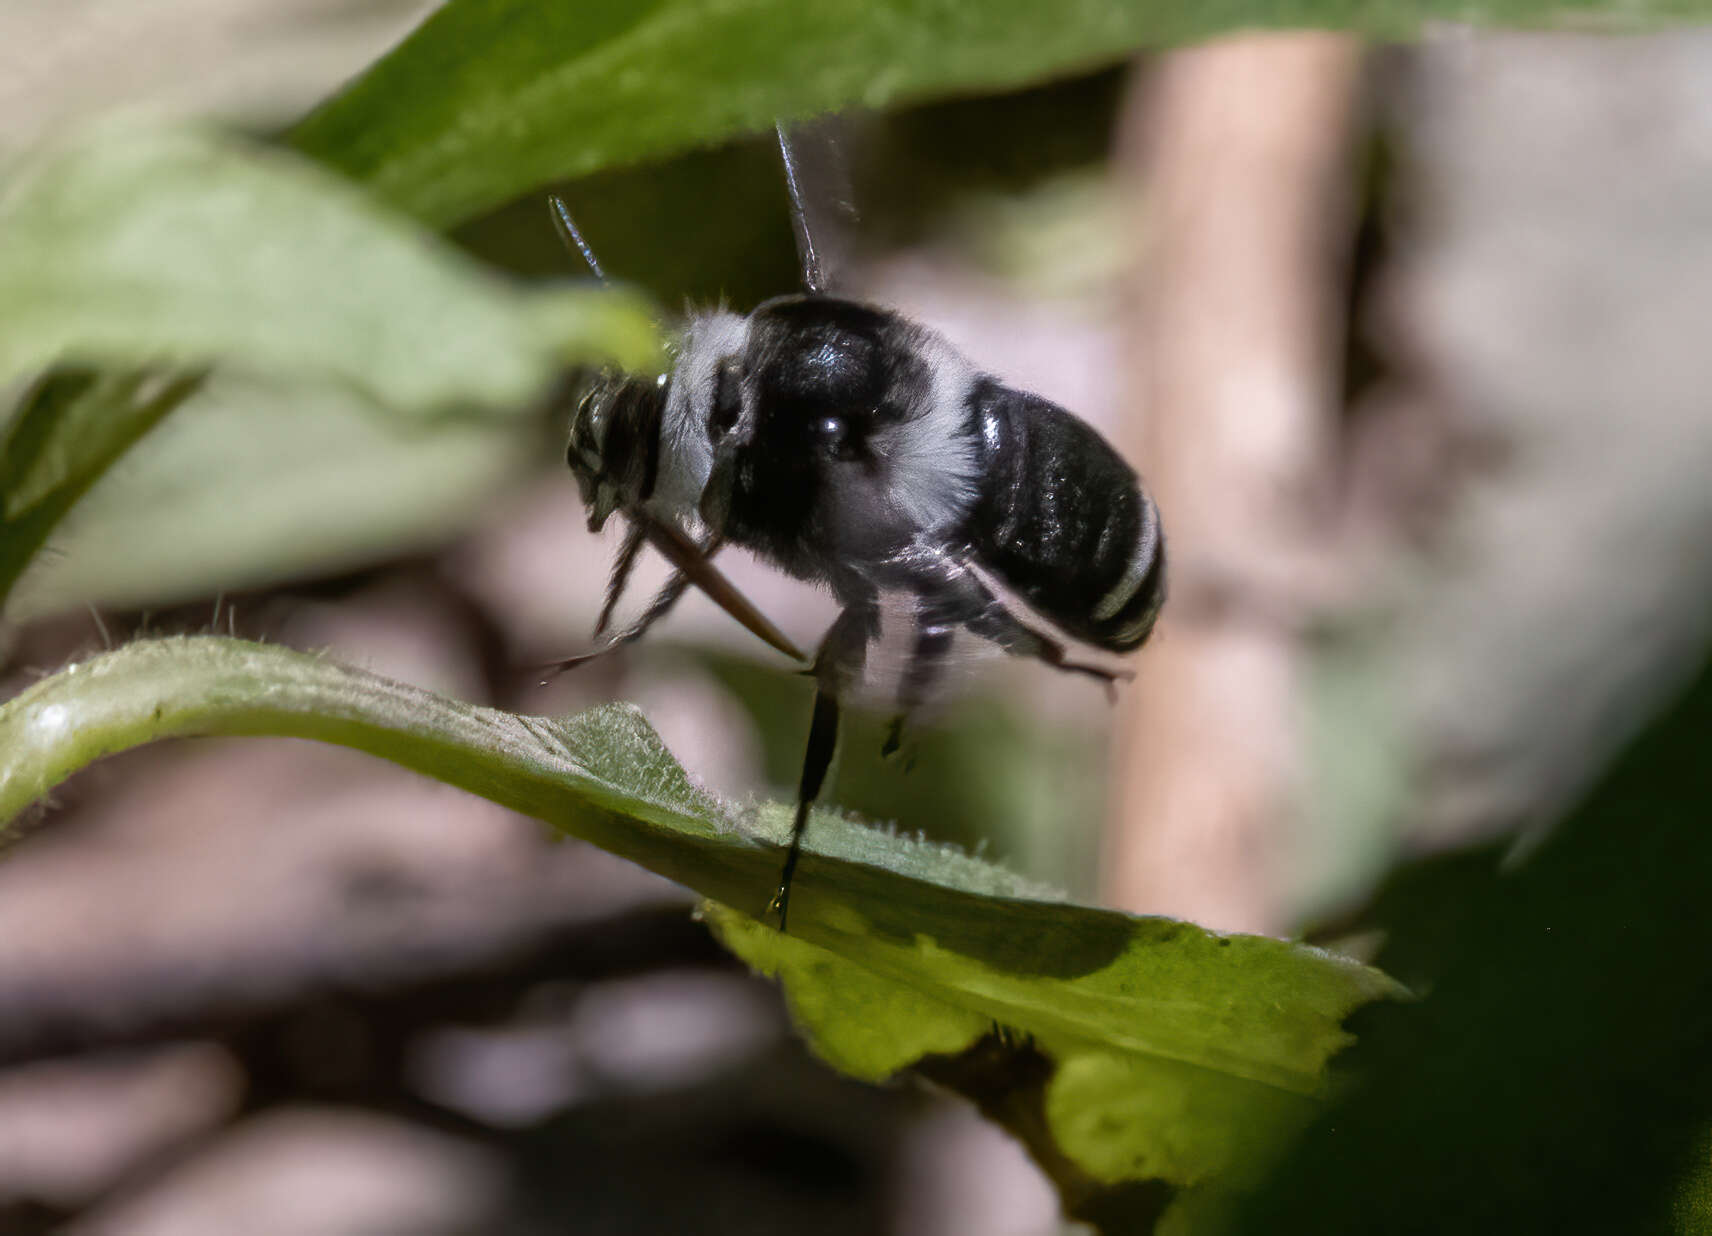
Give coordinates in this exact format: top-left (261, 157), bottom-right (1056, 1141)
top-left (882, 598), bottom-right (958, 763)
top-left (916, 564), bottom-right (1131, 698)
top-left (538, 569), bottom-right (694, 679)
top-left (964, 596), bottom-right (1132, 699)
top-left (595, 522), bottom-right (648, 638)
top-left (771, 598), bottom-right (879, 930)
top-left (543, 528), bottom-right (752, 679)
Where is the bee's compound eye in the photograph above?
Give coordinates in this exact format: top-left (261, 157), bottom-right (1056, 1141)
top-left (566, 436), bottom-right (603, 479)
top-left (708, 360), bottom-right (742, 437)
top-left (566, 387), bottom-right (606, 477)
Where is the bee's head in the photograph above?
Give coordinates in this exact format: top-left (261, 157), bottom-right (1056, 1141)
top-left (564, 370), bottom-right (667, 533)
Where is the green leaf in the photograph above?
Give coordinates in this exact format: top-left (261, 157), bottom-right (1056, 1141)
top-left (0, 121), bottom-right (659, 409)
top-left (6, 378), bottom-right (538, 620)
top-left (706, 903), bottom-right (1386, 1227)
top-left (0, 369), bottom-right (205, 616)
top-left (0, 120), bottom-right (661, 619)
top-left (0, 636), bottom-right (1404, 1231)
top-left (291, 0), bottom-right (1704, 232)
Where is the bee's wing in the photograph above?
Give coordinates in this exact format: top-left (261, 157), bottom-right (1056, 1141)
top-left (858, 571), bottom-right (1132, 716)
top-left (776, 117), bottom-right (860, 296)
top-left (859, 593), bottom-right (1004, 701)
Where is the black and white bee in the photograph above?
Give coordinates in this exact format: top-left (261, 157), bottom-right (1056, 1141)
top-left (551, 124), bottom-right (1165, 926)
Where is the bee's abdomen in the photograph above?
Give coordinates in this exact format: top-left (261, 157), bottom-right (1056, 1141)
top-left (963, 379), bottom-right (1164, 652)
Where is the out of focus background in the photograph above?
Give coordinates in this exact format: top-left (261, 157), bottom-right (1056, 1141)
top-left (4, 5), bottom-right (1712, 1232)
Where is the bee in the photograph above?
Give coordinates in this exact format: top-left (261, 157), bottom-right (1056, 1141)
top-left (552, 123), bottom-right (1165, 927)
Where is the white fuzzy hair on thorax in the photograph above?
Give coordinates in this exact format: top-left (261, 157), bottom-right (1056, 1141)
top-left (649, 306), bottom-right (982, 541)
top-left (876, 321), bottom-right (981, 534)
top-left (646, 310), bottom-right (750, 526)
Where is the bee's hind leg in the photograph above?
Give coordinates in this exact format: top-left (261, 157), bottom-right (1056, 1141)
top-left (921, 562), bottom-right (1133, 701)
top-left (771, 598), bottom-right (879, 931)
top-left (965, 598), bottom-right (1133, 702)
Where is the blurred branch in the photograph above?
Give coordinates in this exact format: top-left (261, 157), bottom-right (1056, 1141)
top-left (1107, 34), bottom-right (1366, 932)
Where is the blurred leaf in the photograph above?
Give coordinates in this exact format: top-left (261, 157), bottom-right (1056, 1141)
top-left (0, 121), bottom-right (659, 408)
top-left (7, 377), bottom-right (538, 620)
top-left (1291, 633), bottom-right (1412, 923)
top-left (0, 635), bottom-right (1403, 1233)
top-left (456, 138), bottom-right (808, 312)
top-left (293, 0), bottom-right (1704, 232)
top-left (0, 370), bottom-right (204, 615)
top-left (0, 119), bottom-right (660, 620)
top-left (1229, 641), bottom-right (1712, 1235)
top-left (1674, 1132), bottom-right (1712, 1235)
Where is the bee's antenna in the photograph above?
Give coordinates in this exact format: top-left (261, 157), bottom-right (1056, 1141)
top-left (548, 195), bottom-right (608, 284)
top-left (776, 122), bottom-right (825, 295)
top-left (775, 117), bottom-right (857, 296)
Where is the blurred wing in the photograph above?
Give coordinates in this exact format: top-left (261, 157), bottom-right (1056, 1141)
top-left (835, 588), bottom-right (1008, 729)
top-left (776, 117), bottom-right (860, 295)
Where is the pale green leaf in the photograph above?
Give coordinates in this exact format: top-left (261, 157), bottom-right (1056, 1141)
top-left (0, 121), bottom-right (658, 409)
top-left (6, 378), bottom-right (538, 620)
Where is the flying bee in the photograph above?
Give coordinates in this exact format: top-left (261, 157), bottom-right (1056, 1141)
top-left (551, 123), bottom-right (1166, 927)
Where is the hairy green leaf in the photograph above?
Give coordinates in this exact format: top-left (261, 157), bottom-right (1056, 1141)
top-left (0, 636), bottom-right (1403, 1230)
